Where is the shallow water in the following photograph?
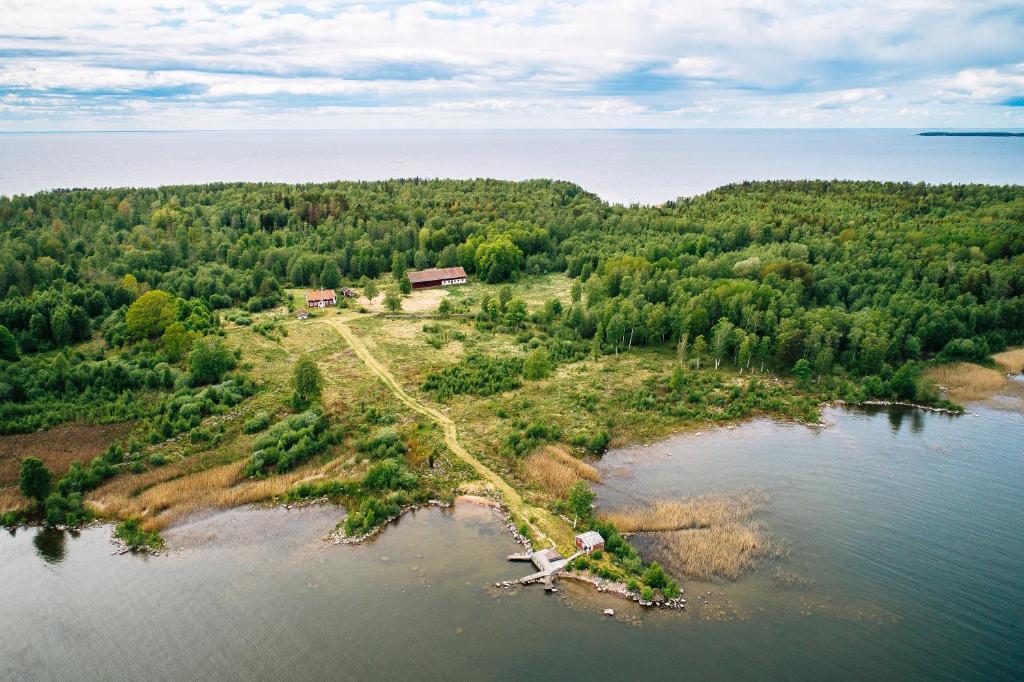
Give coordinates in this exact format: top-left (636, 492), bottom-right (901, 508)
top-left (2, 405), bottom-right (1022, 680)
top-left (2, 129), bottom-right (1022, 204)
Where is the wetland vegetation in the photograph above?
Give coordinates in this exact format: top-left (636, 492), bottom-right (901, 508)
top-left (1, 178), bottom-right (1023, 594)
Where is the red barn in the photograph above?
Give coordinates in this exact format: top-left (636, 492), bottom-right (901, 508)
top-left (406, 267), bottom-right (468, 290)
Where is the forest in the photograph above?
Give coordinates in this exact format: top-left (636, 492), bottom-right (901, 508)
top-left (1, 178), bottom-right (1022, 442)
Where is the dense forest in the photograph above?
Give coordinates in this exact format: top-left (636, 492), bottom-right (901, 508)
top-left (1, 178), bottom-right (1023, 437)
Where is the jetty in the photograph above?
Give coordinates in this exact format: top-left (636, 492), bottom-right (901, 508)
top-left (507, 547), bottom-right (583, 588)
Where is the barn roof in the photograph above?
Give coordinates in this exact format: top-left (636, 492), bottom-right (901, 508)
top-left (305, 289), bottom-right (336, 302)
top-left (407, 267), bottom-right (466, 284)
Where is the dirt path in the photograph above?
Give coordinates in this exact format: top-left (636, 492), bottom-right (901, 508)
top-left (323, 315), bottom-right (563, 548)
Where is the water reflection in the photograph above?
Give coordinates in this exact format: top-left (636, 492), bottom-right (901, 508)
top-left (32, 527), bottom-right (68, 564)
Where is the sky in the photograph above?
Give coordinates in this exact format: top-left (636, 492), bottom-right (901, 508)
top-left (1, 0), bottom-right (1023, 130)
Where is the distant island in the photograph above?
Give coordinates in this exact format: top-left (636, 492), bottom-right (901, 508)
top-left (918, 131), bottom-right (1024, 137)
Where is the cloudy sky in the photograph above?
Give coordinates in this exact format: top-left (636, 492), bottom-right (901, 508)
top-left (1, 0), bottom-right (1023, 130)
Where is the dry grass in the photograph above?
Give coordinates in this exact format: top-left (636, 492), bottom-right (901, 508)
top-left (993, 348), bottom-right (1024, 374)
top-left (645, 524), bottom-right (773, 581)
top-left (525, 445), bottom-right (600, 497)
top-left (603, 492), bottom-right (773, 581)
top-left (925, 362), bottom-right (1007, 402)
top-left (0, 422), bottom-right (134, 485)
top-left (601, 492), bottom-right (766, 533)
top-left (0, 487), bottom-right (29, 514)
top-left (90, 458), bottom-right (344, 531)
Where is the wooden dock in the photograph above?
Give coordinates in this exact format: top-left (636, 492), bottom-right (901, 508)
top-left (507, 548), bottom-right (584, 585)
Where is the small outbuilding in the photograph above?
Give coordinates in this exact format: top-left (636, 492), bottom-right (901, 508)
top-left (575, 531), bottom-right (605, 554)
top-left (406, 267), bottom-right (468, 289)
top-left (305, 289), bottom-right (337, 308)
top-left (296, 310), bottom-right (309, 320)
top-left (340, 287), bottom-right (357, 298)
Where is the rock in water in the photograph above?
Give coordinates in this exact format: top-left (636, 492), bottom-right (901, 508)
top-left (603, 608), bottom-right (615, 616)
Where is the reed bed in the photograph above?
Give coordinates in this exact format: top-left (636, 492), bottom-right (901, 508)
top-left (0, 487), bottom-right (28, 513)
top-left (91, 459), bottom-right (336, 531)
top-left (602, 491), bottom-right (773, 581)
top-left (645, 523), bottom-right (772, 581)
top-left (524, 445), bottom-right (600, 497)
top-left (600, 492), bottom-right (766, 533)
top-left (925, 362), bottom-right (1007, 402)
top-left (993, 348), bottom-right (1024, 374)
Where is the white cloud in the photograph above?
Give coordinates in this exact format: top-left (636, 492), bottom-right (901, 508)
top-left (0, 1), bottom-right (1022, 128)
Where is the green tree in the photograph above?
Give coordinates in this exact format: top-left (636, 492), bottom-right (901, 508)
top-left (691, 335), bottom-right (708, 370)
top-left (187, 337), bottom-right (237, 385)
top-left (19, 457), bottom-right (52, 504)
top-left (522, 347), bottom-right (552, 380)
top-left (320, 260), bottom-right (341, 290)
top-left (126, 290), bottom-right (178, 340)
top-left (50, 305), bottom-right (74, 346)
top-left (567, 481), bottom-right (595, 528)
top-left (384, 288), bottom-right (402, 314)
top-left (363, 280), bottom-right (379, 301)
top-left (161, 322), bottom-right (195, 362)
top-left (503, 297), bottom-right (527, 328)
top-left (474, 236), bottom-right (523, 283)
top-left (291, 354), bottom-right (323, 407)
top-left (792, 358), bottom-right (812, 386)
top-left (398, 274), bottom-right (412, 295)
top-left (498, 285), bottom-right (513, 311)
top-left (570, 280), bottom-right (582, 303)
top-left (0, 324), bottom-right (17, 360)
top-left (391, 251), bottom-right (408, 279)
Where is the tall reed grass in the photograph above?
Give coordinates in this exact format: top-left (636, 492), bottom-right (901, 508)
top-left (524, 445), bottom-right (600, 497)
top-left (602, 491), bottom-right (773, 580)
top-left (993, 348), bottom-right (1024, 374)
top-left (925, 362), bottom-right (1006, 401)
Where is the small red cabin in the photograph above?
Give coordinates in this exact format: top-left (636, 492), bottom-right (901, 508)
top-left (406, 267), bottom-right (467, 290)
top-left (305, 289), bottom-right (337, 308)
top-left (575, 531), bottom-right (605, 553)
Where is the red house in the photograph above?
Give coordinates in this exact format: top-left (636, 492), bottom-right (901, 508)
top-left (305, 289), bottom-right (337, 308)
top-left (575, 531), bottom-right (605, 553)
top-left (406, 267), bottom-right (468, 290)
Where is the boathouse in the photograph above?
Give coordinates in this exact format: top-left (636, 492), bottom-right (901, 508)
top-left (305, 289), bottom-right (337, 308)
top-left (406, 267), bottom-right (468, 290)
top-left (575, 531), bottom-right (605, 553)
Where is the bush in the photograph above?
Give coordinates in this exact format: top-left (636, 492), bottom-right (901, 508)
top-left (19, 457), bottom-right (52, 503)
top-left (243, 411), bottom-right (272, 433)
top-left (244, 409), bottom-right (337, 476)
top-left (522, 347), bottom-right (552, 380)
top-left (115, 518), bottom-right (164, 550)
top-left (422, 353), bottom-right (523, 399)
top-left (363, 459), bottom-right (417, 491)
top-left (45, 492), bottom-right (88, 526)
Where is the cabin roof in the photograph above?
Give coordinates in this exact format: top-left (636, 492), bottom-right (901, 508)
top-left (407, 267), bottom-right (466, 284)
top-left (305, 289), bottom-right (336, 302)
top-left (576, 531), bottom-right (605, 545)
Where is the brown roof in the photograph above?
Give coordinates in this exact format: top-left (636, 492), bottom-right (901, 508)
top-left (407, 267), bottom-right (467, 284)
top-left (305, 289), bottom-right (336, 302)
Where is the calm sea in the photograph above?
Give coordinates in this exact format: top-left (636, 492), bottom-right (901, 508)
top-left (3, 405), bottom-right (1022, 680)
top-left (1, 129), bottom-right (1022, 204)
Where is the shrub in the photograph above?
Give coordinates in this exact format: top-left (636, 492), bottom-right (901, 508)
top-left (115, 518), bottom-right (164, 550)
top-left (522, 347), bottom-right (552, 380)
top-left (19, 457), bottom-right (52, 503)
top-left (244, 409), bottom-right (337, 476)
top-left (243, 411), bottom-right (272, 433)
top-left (422, 353), bottom-right (523, 399)
top-left (363, 459), bottom-right (417, 491)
